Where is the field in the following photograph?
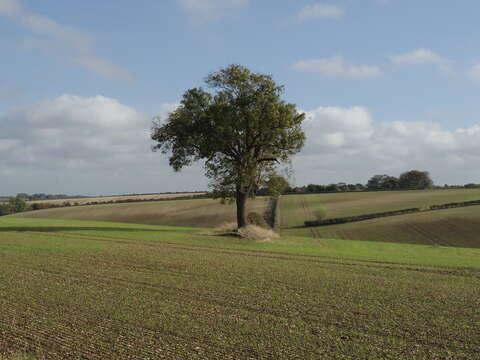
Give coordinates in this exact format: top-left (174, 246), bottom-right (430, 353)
top-left (280, 189), bottom-right (480, 228)
top-left (280, 190), bottom-right (480, 247)
top-left (0, 217), bottom-right (479, 359)
top-left (2, 190), bottom-right (480, 358)
top-left (25, 192), bottom-right (206, 206)
top-left (15, 198), bottom-right (269, 228)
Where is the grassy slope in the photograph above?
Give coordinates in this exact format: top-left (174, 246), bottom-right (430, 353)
top-left (281, 189), bottom-right (480, 228)
top-left (0, 217), bottom-right (479, 359)
top-left (14, 197), bottom-right (269, 228)
top-left (288, 206), bottom-right (480, 248)
top-left (281, 190), bottom-right (480, 248)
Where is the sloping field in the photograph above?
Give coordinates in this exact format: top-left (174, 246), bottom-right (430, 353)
top-left (14, 198), bottom-right (269, 228)
top-left (287, 206), bottom-right (480, 248)
top-left (27, 192), bottom-right (206, 205)
top-left (0, 218), bottom-right (479, 359)
top-left (281, 189), bottom-right (480, 228)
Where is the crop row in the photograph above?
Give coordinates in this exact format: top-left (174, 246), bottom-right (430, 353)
top-left (305, 199), bottom-right (480, 227)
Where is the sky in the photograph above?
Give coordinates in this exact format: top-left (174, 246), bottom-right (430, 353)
top-left (2, 0), bottom-right (480, 195)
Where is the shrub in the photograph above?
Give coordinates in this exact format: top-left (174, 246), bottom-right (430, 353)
top-left (314, 208), bottom-right (327, 221)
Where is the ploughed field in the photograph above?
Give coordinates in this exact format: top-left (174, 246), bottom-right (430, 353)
top-left (0, 218), bottom-right (479, 359)
top-left (281, 189), bottom-right (480, 248)
top-left (15, 198), bottom-right (269, 228)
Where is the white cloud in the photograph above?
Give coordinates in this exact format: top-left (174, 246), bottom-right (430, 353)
top-left (3, 96), bottom-right (480, 193)
top-left (467, 63), bottom-right (480, 82)
top-left (292, 56), bottom-right (383, 79)
top-left (178, 0), bottom-right (248, 21)
top-left (292, 106), bottom-right (480, 185)
top-left (0, 0), bottom-right (131, 81)
top-left (296, 3), bottom-right (343, 22)
top-left (1, 95), bottom-right (149, 170)
top-left (389, 48), bottom-right (450, 72)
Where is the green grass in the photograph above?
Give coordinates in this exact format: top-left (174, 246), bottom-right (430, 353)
top-left (281, 189), bottom-right (480, 227)
top-left (13, 197), bottom-right (269, 228)
top-left (0, 217), bottom-right (478, 359)
top-left (280, 190), bottom-right (480, 248)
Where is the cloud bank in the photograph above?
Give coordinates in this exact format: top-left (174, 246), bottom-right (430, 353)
top-left (1, 95), bottom-right (480, 194)
top-left (294, 106), bottom-right (479, 185)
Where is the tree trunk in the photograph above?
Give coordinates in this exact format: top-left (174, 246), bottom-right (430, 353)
top-left (235, 189), bottom-right (248, 229)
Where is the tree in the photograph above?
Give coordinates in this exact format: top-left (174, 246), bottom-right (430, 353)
top-left (264, 174), bottom-right (290, 197)
top-left (151, 65), bottom-right (305, 228)
top-left (399, 170), bottom-right (433, 190)
top-left (366, 174), bottom-right (399, 191)
top-left (366, 174), bottom-right (387, 190)
top-left (8, 197), bottom-right (26, 213)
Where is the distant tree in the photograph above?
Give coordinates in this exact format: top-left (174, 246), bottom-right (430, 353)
top-left (399, 170), bottom-right (433, 190)
top-left (355, 183), bottom-right (365, 191)
top-left (8, 197), bottom-right (26, 213)
top-left (367, 174), bottom-right (400, 191)
top-left (325, 184), bottom-right (338, 192)
top-left (366, 175), bottom-right (387, 190)
top-left (382, 176), bottom-right (400, 190)
top-left (0, 203), bottom-right (10, 216)
top-left (151, 64), bottom-right (305, 228)
top-left (265, 175), bottom-right (290, 197)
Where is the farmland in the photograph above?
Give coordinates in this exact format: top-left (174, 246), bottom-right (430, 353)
top-left (14, 197), bottom-right (269, 228)
top-left (280, 189), bottom-right (480, 247)
top-left (2, 189), bottom-right (480, 358)
top-left (0, 217), bottom-right (479, 359)
top-left (25, 192), bottom-right (206, 206)
top-left (280, 189), bottom-right (480, 228)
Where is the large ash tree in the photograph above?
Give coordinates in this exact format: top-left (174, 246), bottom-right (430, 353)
top-left (151, 65), bottom-right (305, 228)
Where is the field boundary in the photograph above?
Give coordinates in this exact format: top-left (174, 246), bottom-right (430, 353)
top-left (265, 196), bottom-right (281, 232)
top-left (304, 199), bottom-right (480, 227)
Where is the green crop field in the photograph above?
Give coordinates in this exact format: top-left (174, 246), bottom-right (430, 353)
top-left (280, 189), bottom-right (480, 228)
top-left (0, 217), bottom-right (479, 359)
top-left (288, 206), bottom-right (480, 248)
top-left (280, 189), bottom-right (480, 247)
top-left (14, 197), bottom-right (269, 228)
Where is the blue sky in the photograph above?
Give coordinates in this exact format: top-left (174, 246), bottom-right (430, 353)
top-left (2, 0), bottom-right (480, 195)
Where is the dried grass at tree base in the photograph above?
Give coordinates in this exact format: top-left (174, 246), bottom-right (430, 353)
top-left (207, 222), bottom-right (279, 241)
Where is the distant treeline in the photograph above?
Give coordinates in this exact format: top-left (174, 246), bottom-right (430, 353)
top-left (15, 193), bottom-right (88, 201)
top-left (284, 170), bottom-right (480, 194)
top-left (13, 191), bottom-right (206, 201)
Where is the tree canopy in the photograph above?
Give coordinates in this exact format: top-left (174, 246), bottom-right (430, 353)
top-left (151, 64), bottom-right (305, 228)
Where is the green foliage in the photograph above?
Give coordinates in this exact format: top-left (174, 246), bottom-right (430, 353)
top-left (0, 198), bottom-right (27, 216)
top-left (151, 64), bottom-right (305, 227)
top-left (313, 208), bottom-right (327, 221)
top-left (399, 170), bottom-right (433, 190)
top-left (0, 203), bottom-right (11, 216)
top-left (8, 197), bottom-right (26, 213)
top-left (265, 174), bottom-right (290, 197)
top-left (367, 174), bottom-right (400, 191)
